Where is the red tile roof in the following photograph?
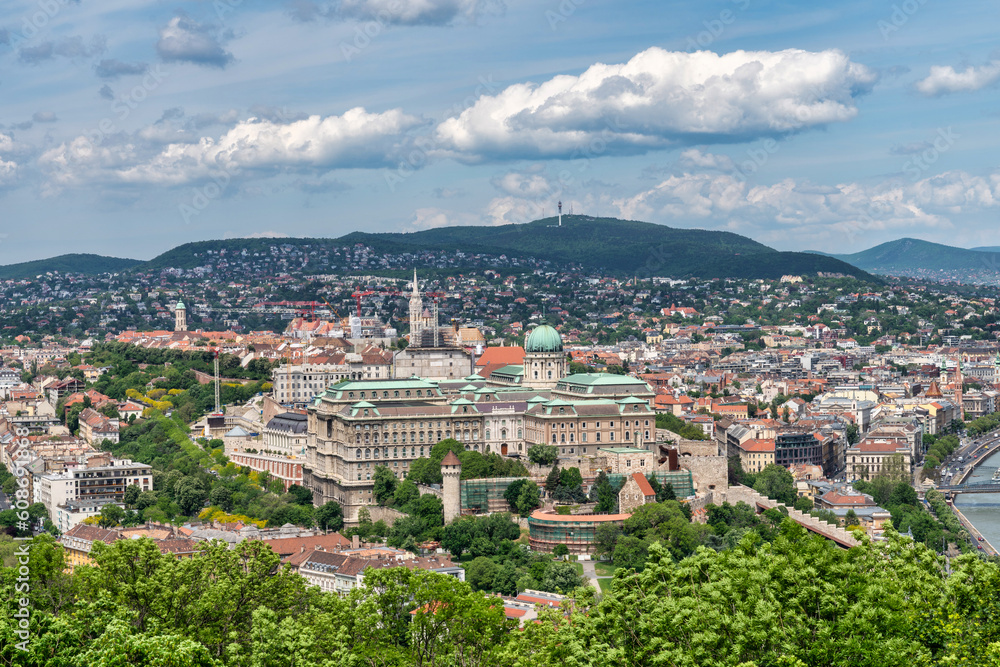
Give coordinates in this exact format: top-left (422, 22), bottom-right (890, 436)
top-left (631, 472), bottom-right (655, 497)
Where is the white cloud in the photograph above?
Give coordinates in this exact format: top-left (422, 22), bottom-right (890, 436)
top-left (0, 133), bottom-right (17, 186)
top-left (915, 60), bottom-right (1000, 96)
top-left (434, 47), bottom-right (877, 161)
top-left (156, 14), bottom-right (234, 68)
top-left (614, 150), bottom-right (1000, 246)
top-left (407, 207), bottom-right (479, 230)
top-left (290, 0), bottom-right (504, 25)
top-left (38, 108), bottom-right (423, 188)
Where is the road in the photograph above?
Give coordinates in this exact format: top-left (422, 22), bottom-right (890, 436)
top-left (0, 491), bottom-right (10, 511)
top-left (934, 429), bottom-right (1000, 487)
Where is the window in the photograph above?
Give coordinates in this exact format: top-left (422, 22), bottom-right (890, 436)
top-left (596, 433), bottom-right (601, 442)
top-left (582, 433), bottom-right (587, 442)
top-left (610, 432), bottom-right (615, 441)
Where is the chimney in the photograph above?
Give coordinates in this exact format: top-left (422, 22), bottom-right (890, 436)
top-left (352, 534), bottom-right (360, 550)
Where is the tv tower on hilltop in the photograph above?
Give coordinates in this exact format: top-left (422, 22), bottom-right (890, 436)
top-left (558, 200), bottom-right (562, 227)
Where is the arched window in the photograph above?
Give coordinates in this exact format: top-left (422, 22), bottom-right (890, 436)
top-left (486, 429), bottom-right (491, 440)
top-left (394, 391), bottom-right (399, 397)
top-left (355, 448), bottom-right (362, 459)
top-left (560, 434), bottom-right (566, 442)
top-left (365, 448), bottom-right (371, 458)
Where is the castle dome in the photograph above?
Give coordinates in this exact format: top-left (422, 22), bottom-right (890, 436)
top-left (525, 325), bottom-right (563, 353)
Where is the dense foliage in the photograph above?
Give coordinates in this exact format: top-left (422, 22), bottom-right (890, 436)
top-left (8, 522), bottom-right (1000, 665)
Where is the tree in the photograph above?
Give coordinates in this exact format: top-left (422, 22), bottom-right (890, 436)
top-left (527, 444), bottom-right (558, 465)
top-left (315, 501), bottom-right (344, 532)
top-left (753, 464), bottom-right (797, 505)
top-left (287, 484), bottom-right (314, 506)
top-left (516, 481), bottom-right (541, 517)
top-left (553, 543), bottom-right (569, 558)
top-left (846, 423), bottom-right (860, 446)
top-left (793, 496), bottom-right (814, 512)
top-left (412, 494), bottom-right (444, 527)
top-left (492, 559), bottom-right (520, 596)
top-left (98, 503), bottom-right (125, 528)
top-left (372, 465), bottom-right (397, 506)
top-left (657, 482), bottom-right (677, 503)
top-left (122, 484), bottom-right (141, 508)
top-left (545, 464), bottom-right (561, 493)
top-left (174, 478), bottom-right (207, 516)
top-left (393, 479), bottom-right (420, 509)
top-left (844, 509), bottom-right (859, 526)
top-left (466, 556), bottom-right (499, 592)
top-left (612, 535), bottom-right (648, 569)
top-left (442, 519), bottom-right (475, 559)
top-left (539, 560), bottom-right (586, 594)
top-left (504, 478), bottom-right (528, 512)
top-left (594, 522), bottom-right (622, 558)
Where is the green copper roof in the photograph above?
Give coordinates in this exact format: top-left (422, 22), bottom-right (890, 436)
top-left (525, 325), bottom-right (563, 353)
top-left (176, 300), bottom-right (186, 309)
top-left (559, 373), bottom-right (647, 386)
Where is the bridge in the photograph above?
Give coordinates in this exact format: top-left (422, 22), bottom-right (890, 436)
top-left (939, 482), bottom-right (1000, 495)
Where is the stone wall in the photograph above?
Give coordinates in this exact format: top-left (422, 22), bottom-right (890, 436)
top-left (720, 485), bottom-right (859, 547)
top-left (346, 505), bottom-right (408, 527)
top-left (677, 439), bottom-right (719, 457)
top-left (678, 455), bottom-right (728, 495)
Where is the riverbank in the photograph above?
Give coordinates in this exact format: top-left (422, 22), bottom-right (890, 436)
top-left (951, 503), bottom-right (998, 556)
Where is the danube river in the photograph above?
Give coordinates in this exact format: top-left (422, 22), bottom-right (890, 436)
top-left (954, 449), bottom-right (1000, 547)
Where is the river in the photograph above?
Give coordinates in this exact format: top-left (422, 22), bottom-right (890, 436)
top-left (955, 449), bottom-right (1000, 548)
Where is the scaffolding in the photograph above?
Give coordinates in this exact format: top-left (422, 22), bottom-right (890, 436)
top-left (527, 512), bottom-right (629, 554)
top-left (608, 469), bottom-right (694, 499)
top-left (460, 477), bottom-right (528, 514)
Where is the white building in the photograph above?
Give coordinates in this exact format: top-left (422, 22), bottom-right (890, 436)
top-left (35, 458), bottom-right (153, 532)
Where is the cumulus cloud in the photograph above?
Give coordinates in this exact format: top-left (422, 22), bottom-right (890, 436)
top-left (433, 47), bottom-right (877, 162)
top-left (94, 58), bottom-right (148, 79)
top-left (225, 230), bottom-right (291, 239)
top-left (156, 14), bottom-right (234, 68)
top-left (19, 35), bottom-right (106, 64)
top-left (407, 207), bottom-right (480, 230)
top-left (288, 0), bottom-right (503, 25)
top-left (612, 150), bottom-right (1000, 246)
top-left (32, 111), bottom-right (58, 123)
top-left (40, 108), bottom-right (424, 188)
top-left (915, 60), bottom-right (1000, 96)
top-left (98, 84), bottom-right (115, 100)
top-left (0, 134), bottom-right (18, 186)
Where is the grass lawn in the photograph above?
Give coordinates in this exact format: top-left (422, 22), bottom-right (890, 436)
top-left (594, 561), bottom-right (618, 577)
top-left (571, 562), bottom-right (583, 575)
top-left (598, 578), bottom-right (614, 594)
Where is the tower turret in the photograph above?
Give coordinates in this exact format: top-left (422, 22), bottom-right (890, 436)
top-left (441, 450), bottom-right (461, 524)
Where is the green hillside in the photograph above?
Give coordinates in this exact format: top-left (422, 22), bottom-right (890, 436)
top-left (341, 215), bottom-right (869, 279)
top-left (13, 217), bottom-right (872, 281)
top-left (0, 253), bottom-right (143, 280)
top-left (829, 238), bottom-right (1000, 273)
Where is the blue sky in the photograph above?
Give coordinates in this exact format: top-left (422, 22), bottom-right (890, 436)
top-left (0, 0), bottom-right (998, 263)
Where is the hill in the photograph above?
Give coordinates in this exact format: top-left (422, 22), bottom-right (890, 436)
top-left (0, 253), bottom-right (143, 280)
top-left (824, 238), bottom-right (1000, 275)
top-left (146, 216), bottom-right (869, 280)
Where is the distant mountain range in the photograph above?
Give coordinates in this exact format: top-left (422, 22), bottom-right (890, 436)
top-left (0, 253), bottom-right (143, 280)
top-left (809, 238), bottom-right (1000, 277)
top-left (0, 216), bottom-right (873, 281)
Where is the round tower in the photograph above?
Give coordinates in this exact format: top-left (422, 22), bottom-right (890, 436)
top-left (441, 450), bottom-right (461, 524)
top-left (175, 299), bottom-right (187, 332)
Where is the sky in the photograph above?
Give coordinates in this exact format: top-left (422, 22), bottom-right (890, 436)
top-left (0, 0), bottom-right (999, 264)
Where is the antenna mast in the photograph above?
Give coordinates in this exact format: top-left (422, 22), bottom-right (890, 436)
top-left (558, 201), bottom-right (562, 227)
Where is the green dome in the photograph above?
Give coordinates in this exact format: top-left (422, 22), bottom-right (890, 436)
top-left (176, 300), bottom-right (186, 310)
top-left (525, 325), bottom-right (563, 353)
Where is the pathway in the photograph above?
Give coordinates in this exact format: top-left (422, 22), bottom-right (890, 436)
top-left (581, 560), bottom-right (601, 592)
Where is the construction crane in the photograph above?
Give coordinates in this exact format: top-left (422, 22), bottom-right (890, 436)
top-left (351, 290), bottom-right (375, 317)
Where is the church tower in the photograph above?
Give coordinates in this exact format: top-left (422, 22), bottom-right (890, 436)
top-left (175, 299), bottom-right (187, 332)
top-left (408, 269), bottom-right (423, 347)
